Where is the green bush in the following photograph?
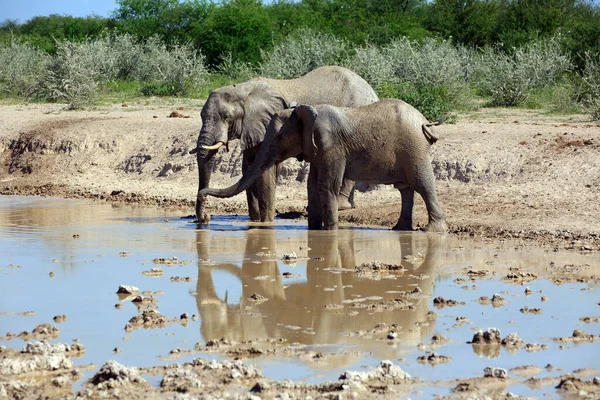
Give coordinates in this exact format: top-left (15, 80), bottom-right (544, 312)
top-left (346, 37), bottom-right (468, 118)
top-left (0, 39), bottom-right (49, 97)
top-left (42, 40), bottom-right (107, 109)
top-left (581, 52), bottom-right (600, 120)
top-left (260, 28), bottom-right (348, 79)
top-left (136, 37), bottom-right (207, 96)
top-left (377, 81), bottom-right (451, 122)
top-left (472, 37), bottom-right (572, 106)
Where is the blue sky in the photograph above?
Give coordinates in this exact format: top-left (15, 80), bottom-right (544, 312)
top-left (0, 0), bottom-right (119, 24)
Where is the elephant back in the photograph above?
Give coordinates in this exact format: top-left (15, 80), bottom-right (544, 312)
top-left (266, 66), bottom-right (378, 108)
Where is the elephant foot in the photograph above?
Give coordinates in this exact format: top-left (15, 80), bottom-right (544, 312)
top-left (392, 221), bottom-right (413, 231)
top-left (197, 213), bottom-right (211, 225)
top-left (425, 220), bottom-right (448, 233)
top-left (338, 198), bottom-right (353, 211)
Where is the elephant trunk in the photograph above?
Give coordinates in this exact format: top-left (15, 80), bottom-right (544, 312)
top-left (201, 141), bottom-right (275, 199)
top-left (196, 154), bottom-right (215, 221)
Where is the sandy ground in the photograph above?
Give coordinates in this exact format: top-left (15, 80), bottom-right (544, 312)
top-left (1, 101), bottom-right (598, 250)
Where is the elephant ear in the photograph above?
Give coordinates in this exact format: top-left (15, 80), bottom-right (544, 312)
top-left (240, 82), bottom-right (287, 151)
top-left (294, 105), bottom-right (319, 163)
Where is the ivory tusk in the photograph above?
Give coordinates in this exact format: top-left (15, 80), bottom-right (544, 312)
top-left (201, 141), bottom-right (224, 151)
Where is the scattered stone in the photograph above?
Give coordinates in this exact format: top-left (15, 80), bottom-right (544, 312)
top-left (170, 276), bottom-right (194, 282)
top-left (471, 328), bottom-right (502, 344)
top-left (387, 331), bottom-right (398, 340)
top-left (119, 252), bottom-right (131, 257)
top-left (282, 252), bottom-right (297, 261)
top-left (453, 382), bottom-right (479, 393)
top-left (417, 352), bottom-right (451, 365)
top-left (89, 360), bottom-right (147, 389)
top-left (160, 366), bottom-right (202, 392)
top-left (340, 360), bottom-right (410, 383)
top-left (433, 296), bottom-right (465, 308)
top-left (49, 271), bottom-right (55, 277)
top-left (117, 285), bottom-right (139, 295)
top-left (53, 314), bottom-right (67, 323)
top-left (115, 304), bottom-right (125, 310)
top-left (248, 293), bottom-right (268, 303)
top-left (484, 367), bottom-right (507, 378)
top-left (491, 294), bottom-right (506, 307)
top-left (580, 316), bottom-right (600, 324)
top-left (503, 270), bottom-right (538, 283)
top-left (355, 261), bottom-right (406, 274)
top-left (167, 111), bottom-right (190, 118)
top-left (501, 332), bottom-right (525, 348)
top-left (520, 306), bottom-right (543, 314)
top-left (524, 343), bottom-right (545, 352)
top-left (142, 267), bottom-right (164, 277)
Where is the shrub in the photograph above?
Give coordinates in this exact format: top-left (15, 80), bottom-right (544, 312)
top-left (343, 43), bottom-right (394, 88)
top-left (216, 52), bottom-right (255, 82)
top-left (346, 37), bottom-right (468, 119)
top-left (260, 28), bottom-right (348, 79)
top-left (378, 81), bottom-right (451, 122)
top-left (581, 52), bottom-right (600, 120)
top-left (0, 39), bottom-right (49, 97)
top-left (42, 40), bottom-right (106, 109)
top-left (137, 36), bottom-right (207, 96)
top-left (472, 37), bottom-right (572, 106)
top-left (384, 37), bottom-right (468, 104)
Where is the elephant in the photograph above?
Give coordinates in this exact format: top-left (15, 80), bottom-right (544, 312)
top-left (200, 98), bottom-right (448, 232)
top-left (191, 66), bottom-right (378, 224)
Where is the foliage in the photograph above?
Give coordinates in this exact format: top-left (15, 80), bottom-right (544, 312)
top-left (191, 0), bottom-right (277, 66)
top-left (42, 40), bottom-right (106, 109)
top-left (378, 81), bottom-right (452, 122)
top-left (0, 39), bottom-right (49, 97)
top-left (260, 28), bottom-right (348, 79)
top-left (472, 37), bottom-right (572, 106)
top-left (581, 52), bottom-right (600, 120)
top-left (345, 37), bottom-right (468, 118)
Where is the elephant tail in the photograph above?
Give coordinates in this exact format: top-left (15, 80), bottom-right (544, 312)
top-left (422, 117), bottom-right (446, 144)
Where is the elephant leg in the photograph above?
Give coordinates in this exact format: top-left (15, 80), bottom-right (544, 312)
top-left (338, 178), bottom-right (356, 210)
top-left (413, 163), bottom-right (447, 233)
top-left (307, 166), bottom-right (323, 230)
top-left (393, 186), bottom-right (414, 231)
top-left (257, 165), bottom-right (276, 222)
top-left (242, 150), bottom-right (261, 221)
top-left (318, 166), bottom-right (344, 230)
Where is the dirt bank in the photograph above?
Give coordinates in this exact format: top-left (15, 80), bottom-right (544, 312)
top-left (1, 101), bottom-right (599, 249)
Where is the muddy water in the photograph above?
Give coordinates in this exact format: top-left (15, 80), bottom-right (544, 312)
top-left (1, 196), bottom-right (599, 397)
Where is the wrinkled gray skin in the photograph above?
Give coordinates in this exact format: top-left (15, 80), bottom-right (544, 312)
top-left (201, 99), bottom-right (447, 232)
top-left (194, 66), bottom-right (379, 223)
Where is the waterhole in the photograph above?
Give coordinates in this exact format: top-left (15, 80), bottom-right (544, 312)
top-left (0, 196), bottom-right (598, 397)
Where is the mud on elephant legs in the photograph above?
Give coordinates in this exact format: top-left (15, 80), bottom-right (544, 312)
top-left (317, 168), bottom-right (344, 230)
top-left (307, 167), bottom-right (323, 230)
top-left (413, 163), bottom-right (447, 233)
top-left (242, 147), bottom-right (277, 222)
top-left (393, 187), bottom-right (415, 231)
top-left (337, 178), bottom-right (356, 211)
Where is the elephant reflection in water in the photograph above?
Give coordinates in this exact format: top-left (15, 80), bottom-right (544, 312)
top-left (195, 228), bottom-right (443, 361)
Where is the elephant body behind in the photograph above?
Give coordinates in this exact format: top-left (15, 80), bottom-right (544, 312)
top-left (256, 66), bottom-right (379, 109)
